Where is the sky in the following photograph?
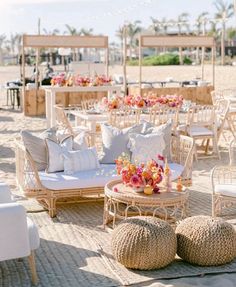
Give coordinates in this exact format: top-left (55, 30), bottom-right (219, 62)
top-left (0, 0), bottom-right (235, 42)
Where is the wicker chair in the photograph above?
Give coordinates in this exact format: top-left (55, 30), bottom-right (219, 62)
top-left (108, 107), bottom-right (141, 129)
top-left (211, 89), bottom-right (236, 138)
top-left (215, 99), bottom-right (230, 143)
top-left (211, 165), bottom-right (236, 217)
top-left (55, 105), bottom-right (89, 138)
top-left (170, 135), bottom-right (194, 186)
top-left (181, 105), bottom-right (219, 160)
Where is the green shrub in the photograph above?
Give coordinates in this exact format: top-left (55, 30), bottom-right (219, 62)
top-left (127, 54), bottom-right (192, 66)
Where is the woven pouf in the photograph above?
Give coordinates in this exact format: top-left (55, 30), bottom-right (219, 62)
top-left (176, 215), bottom-right (236, 266)
top-left (111, 216), bottom-right (176, 270)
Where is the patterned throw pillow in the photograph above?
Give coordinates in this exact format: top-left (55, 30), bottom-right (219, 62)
top-left (45, 136), bottom-right (73, 173)
top-left (63, 147), bottom-right (100, 175)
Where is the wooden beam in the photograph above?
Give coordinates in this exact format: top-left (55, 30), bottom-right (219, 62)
top-left (23, 35), bottom-right (109, 48)
top-left (140, 35), bottom-right (215, 48)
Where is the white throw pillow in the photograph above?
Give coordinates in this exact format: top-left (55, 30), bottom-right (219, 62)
top-left (45, 136), bottom-right (73, 173)
top-left (129, 132), bottom-right (165, 164)
top-left (56, 130), bottom-right (88, 150)
top-left (63, 147), bottom-right (100, 175)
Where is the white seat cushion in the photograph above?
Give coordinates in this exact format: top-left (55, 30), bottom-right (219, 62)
top-left (0, 183), bottom-right (12, 204)
top-left (38, 164), bottom-right (121, 190)
top-left (188, 126), bottom-right (213, 137)
top-left (169, 163), bottom-right (184, 181)
top-left (27, 218), bottom-right (40, 251)
top-left (215, 184), bottom-right (236, 197)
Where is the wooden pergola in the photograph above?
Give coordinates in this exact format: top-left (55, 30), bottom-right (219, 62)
top-left (21, 34), bottom-right (109, 111)
top-left (138, 35), bottom-right (216, 89)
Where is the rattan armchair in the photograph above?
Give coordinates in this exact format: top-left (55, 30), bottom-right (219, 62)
top-left (211, 165), bottom-right (236, 217)
top-left (170, 134), bottom-right (194, 186)
top-left (55, 105), bottom-right (89, 137)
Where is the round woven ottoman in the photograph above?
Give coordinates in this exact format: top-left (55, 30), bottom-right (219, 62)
top-left (112, 216), bottom-right (176, 270)
top-left (176, 215), bottom-right (236, 266)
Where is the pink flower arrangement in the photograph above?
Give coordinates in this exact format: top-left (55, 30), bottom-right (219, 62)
top-left (101, 96), bottom-right (122, 110)
top-left (93, 75), bottom-right (112, 86)
top-left (74, 75), bottom-right (91, 87)
top-left (115, 154), bottom-right (164, 192)
top-left (51, 73), bottom-right (67, 86)
top-left (155, 95), bottom-right (183, 108)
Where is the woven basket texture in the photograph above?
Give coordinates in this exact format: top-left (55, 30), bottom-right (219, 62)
top-left (176, 215), bottom-right (236, 266)
top-left (112, 216), bottom-right (177, 270)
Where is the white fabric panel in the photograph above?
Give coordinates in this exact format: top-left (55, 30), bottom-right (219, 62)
top-left (27, 218), bottom-right (40, 251)
top-left (63, 147), bottom-right (100, 174)
top-left (129, 132), bottom-right (165, 164)
top-left (169, 163), bottom-right (184, 181)
top-left (39, 164), bottom-right (121, 190)
top-left (0, 183), bottom-right (12, 204)
top-left (0, 203), bottom-right (30, 261)
top-left (215, 184), bottom-right (236, 197)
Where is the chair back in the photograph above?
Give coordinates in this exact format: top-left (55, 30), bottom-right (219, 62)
top-left (229, 139), bottom-right (236, 165)
top-left (108, 107), bottom-right (141, 128)
top-left (215, 99), bottom-right (230, 140)
top-left (55, 105), bottom-right (74, 136)
top-left (149, 105), bottom-right (179, 130)
top-left (211, 90), bottom-right (224, 105)
top-left (189, 105), bottom-right (216, 128)
top-left (81, 99), bottom-right (100, 111)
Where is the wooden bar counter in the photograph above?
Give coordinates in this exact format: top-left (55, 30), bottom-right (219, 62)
top-left (128, 85), bottom-right (214, 105)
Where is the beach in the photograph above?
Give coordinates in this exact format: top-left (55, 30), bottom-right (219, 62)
top-left (0, 64), bottom-right (236, 286)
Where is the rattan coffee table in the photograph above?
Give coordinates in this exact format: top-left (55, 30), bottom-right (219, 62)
top-left (103, 180), bottom-right (189, 228)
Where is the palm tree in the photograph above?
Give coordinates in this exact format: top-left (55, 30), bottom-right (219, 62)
top-left (126, 20), bottom-right (142, 60)
top-left (64, 24), bottom-right (79, 61)
top-left (78, 28), bottom-right (93, 61)
top-left (227, 27), bottom-right (236, 45)
top-left (116, 26), bottom-right (125, 64)
top-left (176, 13), bottom-right (189, 65)
top-left (195, 12), bottom-right (209, 64)
top-left (43, 28), bottom-right (60, 64)
top-left (214, 0), bottom-right (234, 65)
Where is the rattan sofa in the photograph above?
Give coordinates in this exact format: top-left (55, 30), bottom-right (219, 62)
top-left (15, 134), bottom-right (194, 218)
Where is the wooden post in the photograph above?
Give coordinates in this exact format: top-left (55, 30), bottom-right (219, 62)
top-left (139, 35), bottom-right (142, 93)
top-left (212, 45), bottom-right (215, 87)
top-left (105, 46), bottom-right (109, 77)
top-left (123, 25), bottom-right (127, 96)
top-left (22, 39), bottom-right (25, 114)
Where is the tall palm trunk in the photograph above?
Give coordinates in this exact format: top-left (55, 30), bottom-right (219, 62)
top-left (221, 22), bottom-right (226, 65)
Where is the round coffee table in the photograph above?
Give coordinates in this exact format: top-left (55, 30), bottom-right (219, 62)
top-left (103, 180), bottom-right (189, 228)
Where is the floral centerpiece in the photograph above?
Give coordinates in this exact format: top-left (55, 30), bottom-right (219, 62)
top-left (51, 73), bottom-right (67, 86)
top-left (156, 94), bottom-right (183, 108)
top-left (101, 96), bottom-right (122, 110)
top-left (93, 75), bottom-right (112, 86)
top-left (115, 153), bottom-right (164, 193)
top-left (74, 75), bottom-right (91, 87)
top-left (51, 73), bottom-right (74, 87)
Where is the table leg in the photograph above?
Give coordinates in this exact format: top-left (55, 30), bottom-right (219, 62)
top-left (45, 90), bottom-right (51, 128)
top-left (51, 91), bottom-right (56, 127)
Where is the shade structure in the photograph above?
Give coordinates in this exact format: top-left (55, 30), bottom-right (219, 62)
top-left (138, 35), bottom-right (216, 89)
top-left (21, 34), bottom-right (109, 114)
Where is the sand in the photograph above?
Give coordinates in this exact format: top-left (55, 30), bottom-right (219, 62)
top-left (0, 65), bottom-right (236, 286)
